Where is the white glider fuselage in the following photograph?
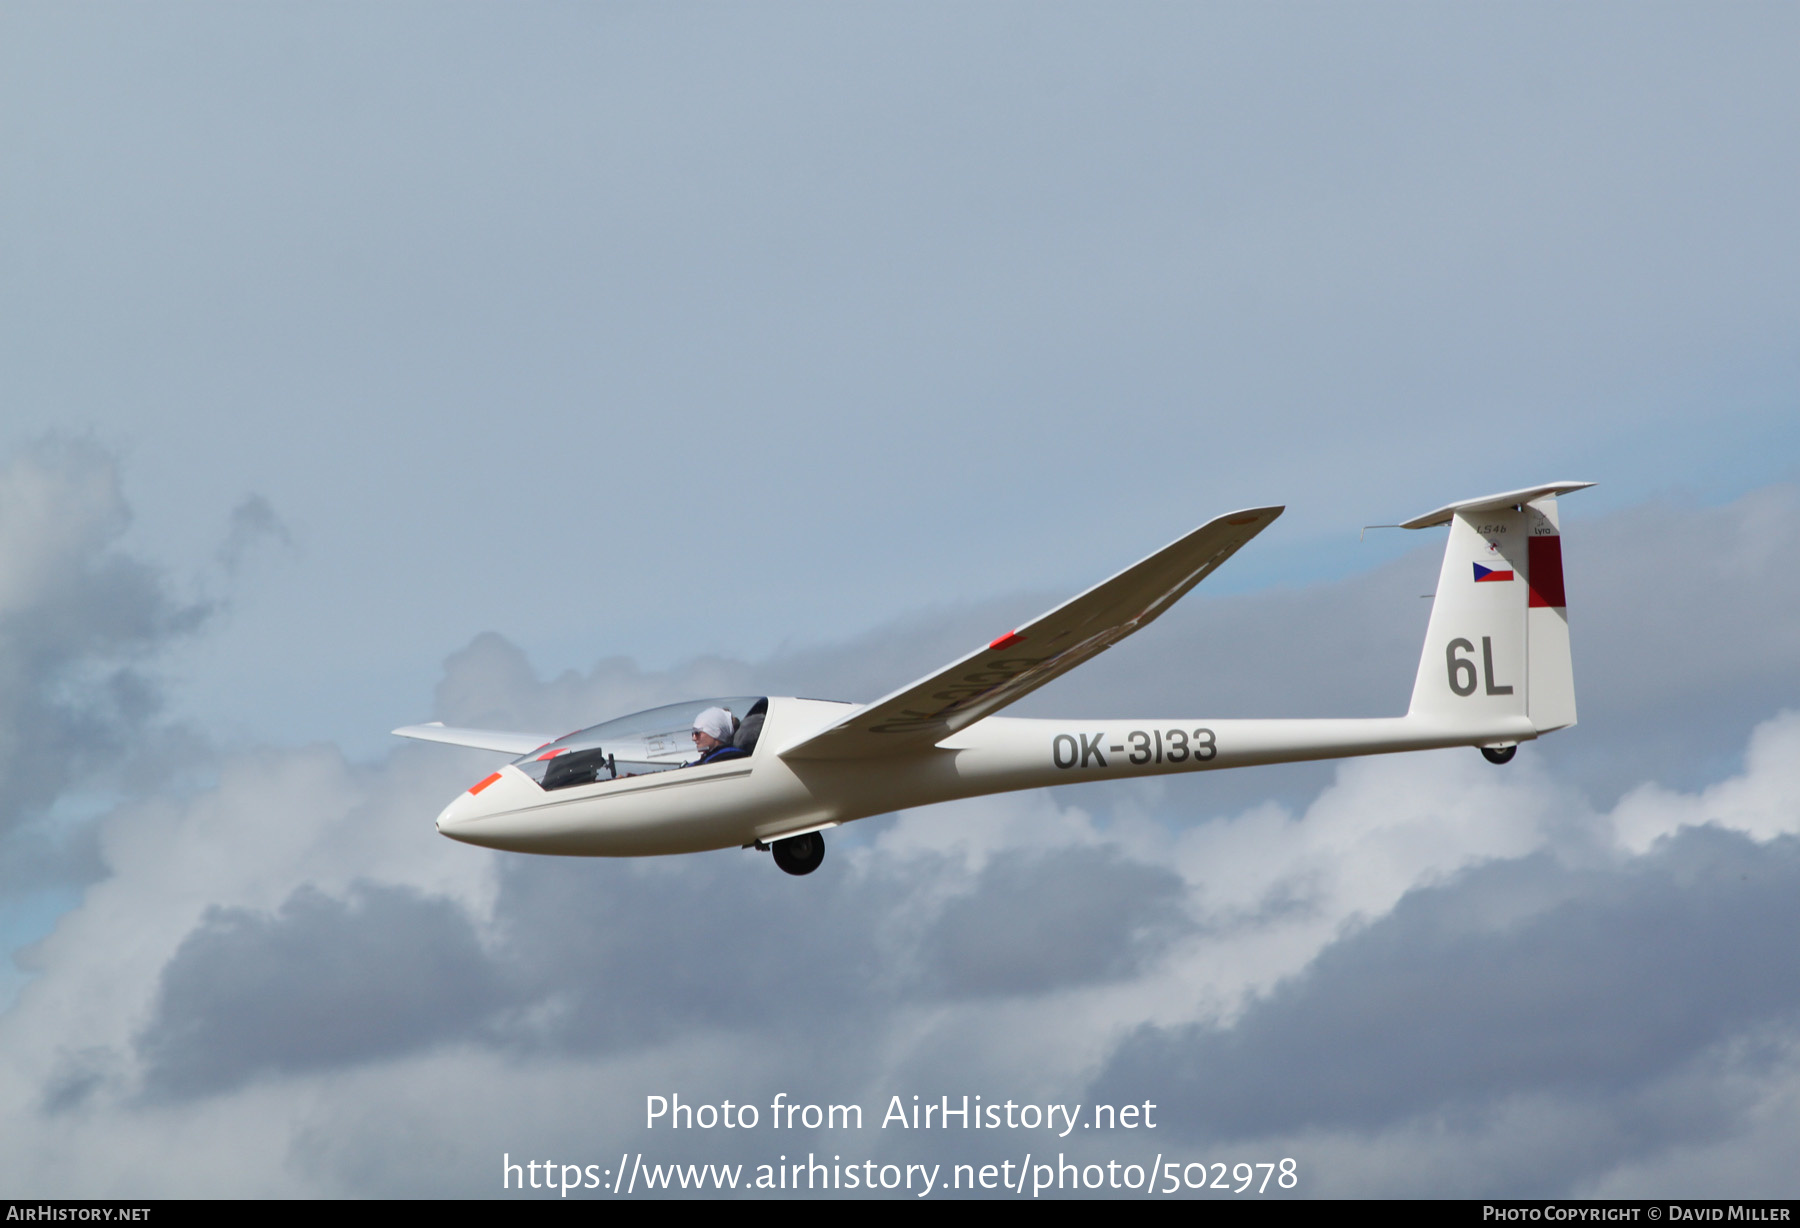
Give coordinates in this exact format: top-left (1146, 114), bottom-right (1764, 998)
top-left (433, 702), bottom-right (1539, 857)
top-left (407, 480), bottom-right (1591, 872)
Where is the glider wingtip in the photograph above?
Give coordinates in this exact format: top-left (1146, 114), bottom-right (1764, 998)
top-left (1218, 504), bottom-right (1285, 528)
top-left (392, 721), bottom-right (446, 738)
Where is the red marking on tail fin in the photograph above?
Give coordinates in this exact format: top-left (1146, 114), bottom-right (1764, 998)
top-left (989, 631), bottom-right (1024, 650)
top-left (1528, 535), bottom-right (1566, 608)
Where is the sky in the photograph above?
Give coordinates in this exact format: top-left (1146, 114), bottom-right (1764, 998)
top-left (1, 1), bottom-right (1797, 1199)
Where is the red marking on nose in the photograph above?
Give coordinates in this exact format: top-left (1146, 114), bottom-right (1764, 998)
top-left (989, 631), bottom-right (1024, 651)
top-left (469, 773), bottom-right (502, 795)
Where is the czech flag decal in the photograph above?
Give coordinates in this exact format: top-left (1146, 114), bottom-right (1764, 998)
top-left (1473, 563), bottom-right (1515, 583)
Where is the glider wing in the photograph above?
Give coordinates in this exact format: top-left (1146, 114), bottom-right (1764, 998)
top-left (779, 505), bottom-right (1284, 761)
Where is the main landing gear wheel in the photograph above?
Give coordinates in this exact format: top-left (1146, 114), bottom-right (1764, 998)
top-left (771, 831), bottom-right (826, 876)
top-left (1481, 745), bottom-right (1517, 765)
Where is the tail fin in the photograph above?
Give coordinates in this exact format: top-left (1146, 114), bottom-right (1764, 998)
top-left (1403, 481), bottom-right (1592, 734)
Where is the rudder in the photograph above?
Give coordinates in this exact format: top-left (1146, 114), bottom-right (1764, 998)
top-left (1523, 493), bottom-right (1576, 732)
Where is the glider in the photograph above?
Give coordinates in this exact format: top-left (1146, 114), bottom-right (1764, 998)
top-left (396, 481), bottom-right (1591, 875)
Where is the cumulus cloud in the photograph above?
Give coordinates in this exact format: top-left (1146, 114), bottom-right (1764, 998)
top-left (138, 882), bottom-right (507, 1099)
top-left (1612, 709), bottom-right (1800, 853)
top-left (7, 704), bottom-right (1795, 1194)
top-left (914, 847), bottom-right (1189, 998)
top-left (0, 440), bottom-right (208, 887)
top-left (3, 482), bottom-right (1800, 1197)
top-left (1097, 827), bottom-right (1800, 1139)
top-left (1082, 711), bottom-right (1800, 1196)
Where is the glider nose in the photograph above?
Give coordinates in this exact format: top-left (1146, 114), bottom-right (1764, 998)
top-left (434, 773), bottom-right (503, 841)
top-left (434, 795), bottom-right (472, 840)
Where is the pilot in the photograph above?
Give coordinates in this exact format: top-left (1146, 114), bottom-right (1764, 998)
top-left (689, 707), bottom-right (748, 767)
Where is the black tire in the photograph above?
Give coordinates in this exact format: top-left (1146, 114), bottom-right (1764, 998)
top-left (1481, 745), bottom-right (1517, 765)
top-left (771, 831), bottom-right (825, 876)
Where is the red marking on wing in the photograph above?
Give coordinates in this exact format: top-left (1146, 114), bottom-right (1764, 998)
top-left (1528, 535), bottom-right (1566, 608)
top-left (469, 772), bottom-right (502, 795)
top-left (989, 631), bottom-right (1024, 651)
top-left (536, 748), bottom-right (568, 761)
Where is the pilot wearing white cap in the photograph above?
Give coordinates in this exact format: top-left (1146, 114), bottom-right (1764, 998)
top-left (689, 707), bottom-right (746, 767)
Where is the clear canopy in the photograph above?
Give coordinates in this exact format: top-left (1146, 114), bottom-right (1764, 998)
top-left (510, 696), bottom-right (767, 791)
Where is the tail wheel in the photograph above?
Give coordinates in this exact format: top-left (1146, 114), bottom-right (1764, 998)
top-left (771, 831), bottom-right (825, 876)
top-left (1481, 745), bottom-right (1517, 765)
